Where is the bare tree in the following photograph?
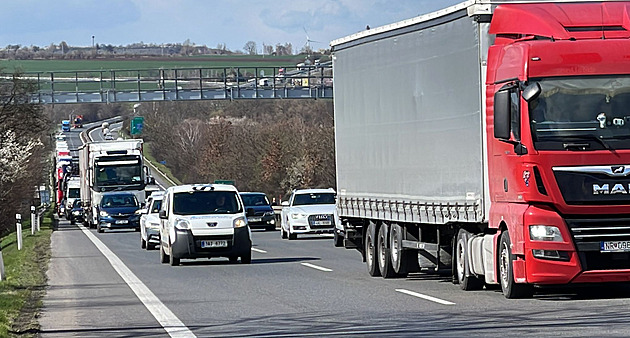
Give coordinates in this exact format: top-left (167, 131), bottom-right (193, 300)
top-left (243, 41), bottom-right (257, 55)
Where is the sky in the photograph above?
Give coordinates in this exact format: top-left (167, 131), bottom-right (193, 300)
top-left (0, 0), bottom-right (463, 52)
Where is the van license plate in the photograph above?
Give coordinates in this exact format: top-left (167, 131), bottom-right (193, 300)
top-left (601, 241), bottom-right (630, 253)
top-left (201, 240), bottom-right (228, 248)
top-left (115, 220), bottom-right (128, 224)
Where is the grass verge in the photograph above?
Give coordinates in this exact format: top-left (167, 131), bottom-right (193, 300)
top-left (0, 207), bottom-right (53, 337)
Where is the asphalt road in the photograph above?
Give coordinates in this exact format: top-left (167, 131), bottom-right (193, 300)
top-left (41, 125), bottom-right (630, 337)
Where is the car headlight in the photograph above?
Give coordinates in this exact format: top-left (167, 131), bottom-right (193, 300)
top-left (99, 210), bottom-right (109, 217)
top-left (73, 210), bottom-right (80, 215)
top-left (529, 225), bottom-right (563, 242)
top-left (175, 219), bottom-right (190, 230)
top-left (264, 211), bottom-right (275, 216)
top-left (291, 213), bottom-right (306, 219)
top-left (233, 216), bottom-right (247, 228)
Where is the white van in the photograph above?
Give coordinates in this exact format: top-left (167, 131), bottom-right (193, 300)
top-left (64, 177), bottom-right (81, 219)
top-left (158, 184), bottom-right (252, 266)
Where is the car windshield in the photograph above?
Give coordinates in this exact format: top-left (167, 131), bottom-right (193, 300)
top-left (241, 194), bottom-right (270, 207)
top-left (529, 76), bottom-right (630, 150)
top-left (101, 194), bottom-right (138, 208)
top-left (173, 191), bottom-right (242, 215)
top-left (150, 200), bottom-right (162, 213)
top-left (293, 193), bottom-right (335, 206)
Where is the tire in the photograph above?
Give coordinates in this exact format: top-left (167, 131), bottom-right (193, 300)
top-left (70, 219), bottom-right (75, 225)
top-left (365, 222), bottom-right (381, 277)
top-left (160, 242), bottom-right (169, 264)
top-left (266, 225), bottom-right (275, 231)
top-left (141, 236), bottom-right (147, 249)
top-left (499, 231), bottom-right (534, 299)
top-left (334, 230), bottom-right (344, 247)
top-left (229, 256), bottom-right (238, 263)
top-left (455, 228), bottom-right (484, 290)
top-left (241, 250), bottom-right (252, 264)
top-left (169, 247), bottom-right (180, 266)
top-left (377, 223), bottom-right (397, 278)
top-left (135, 227), bottom-right (140, 232)
top-left (288, 232), bottom-right (297, 240)
top-left (389, 224), bottom-right (409, 277)
top-left (281, 227), bottom-right (288, 239)
top-left (97, 223), bottom-right (104, 233)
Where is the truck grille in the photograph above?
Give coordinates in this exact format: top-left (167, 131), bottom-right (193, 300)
top-left (308, 214), bottom-right (334, 229)
top-left (566, 216), bottom-right (630, 270)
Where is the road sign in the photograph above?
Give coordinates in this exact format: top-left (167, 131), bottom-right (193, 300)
top-left (214, 180), bottom-right (235, 185)
top-left (131, 116), bottom-right (144, 135)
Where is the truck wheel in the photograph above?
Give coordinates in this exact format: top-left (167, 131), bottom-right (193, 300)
top-left (241, 250), bottom-right (252, 264)
top-left (455, 228), bottom-right (484, 290)
top-left (390, 224), bottom-right (409, 276)
top-left (160, 243), bottom-right (169, 264)
top-left (334, 231), bottom-right (343, 247)
top-left (365, 222), bottom-right (381, 277)
top-left (499, 231), bottom-right (533, 299)
top-left (377, 223), bottom-right (397, 278)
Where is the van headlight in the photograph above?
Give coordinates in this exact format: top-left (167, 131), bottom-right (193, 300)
top-left (529, 225), bottom-right (563, 242)
top-left (175, 219), bottom-right (191, 230)
top-left (233, 216), bottom-right (247, 228)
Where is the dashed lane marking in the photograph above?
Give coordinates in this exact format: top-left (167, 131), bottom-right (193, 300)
top-left (251, 247), bottom-right (267, 253)
top-left (395, 288), bottom-right (455, 305)
top-left (301, 262), bottom-right (333, 272)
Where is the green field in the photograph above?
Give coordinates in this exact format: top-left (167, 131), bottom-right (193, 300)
top-left (0, 55), bottom-right (308, 74)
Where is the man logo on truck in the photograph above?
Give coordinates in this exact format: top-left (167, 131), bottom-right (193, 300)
top-left (593, 183), bottom-right (630, 195)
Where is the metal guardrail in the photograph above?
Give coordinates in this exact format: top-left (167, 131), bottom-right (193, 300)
top-left (25, 64), bottom-right (333, 104)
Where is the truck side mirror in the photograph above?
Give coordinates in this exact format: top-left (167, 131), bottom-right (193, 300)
top-left (159, 210), bottom-right (167, 219)
top-left (494, 89), bottom-right (511, 140)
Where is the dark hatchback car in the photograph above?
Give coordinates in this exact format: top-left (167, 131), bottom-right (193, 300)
top-left (240, 192), bottom-right (276, 231)
top-left (97, 192), bottom-right (141, 233)
top-left (69, 199), bottom-right (84, 225)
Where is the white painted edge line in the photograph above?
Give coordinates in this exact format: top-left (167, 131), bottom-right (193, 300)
top-left (78, 224), bottom-right (196, 338)
top-left (395, 289), bottom-right (455, 305)
top-left (251, 247), bottom-right (267, 253)
top-left (301, 262), bottom-right (333, 272)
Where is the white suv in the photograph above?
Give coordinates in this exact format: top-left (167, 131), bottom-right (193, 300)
top-left (158, 184), bottom-right (252, 266)
top-left (280, 188), bottom-right (336, 240)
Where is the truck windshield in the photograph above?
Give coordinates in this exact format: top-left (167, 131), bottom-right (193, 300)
top-left (68, 188), bottom-right (80, 198)
top-left (293, 193), bottom-right (335, 206)
top-left (529, 76), bottom-right (630, 150)
top-left (95, 162), bottom-right (142, 188)
top-left (173, 191), bottom-right (242, 215)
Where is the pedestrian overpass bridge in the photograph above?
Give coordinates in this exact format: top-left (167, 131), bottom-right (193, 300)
top-left (26, 64), bottom-right (332, 104)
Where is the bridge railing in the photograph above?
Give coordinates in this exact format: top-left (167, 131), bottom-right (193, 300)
top-left (24, 63), bottom-right (332, 104)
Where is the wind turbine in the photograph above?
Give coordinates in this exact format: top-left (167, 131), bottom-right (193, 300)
top-left (303, 27), bottom-right (321, 52)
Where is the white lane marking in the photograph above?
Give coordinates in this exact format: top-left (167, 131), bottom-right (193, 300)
top-left (78, 225), bottom-right (196, 338)
top-left (251, 247), bottom-right (267, 253)
top-left (395, 289), bottom-right (455, 305)
top-left (300, 262), bottom-right (333, 272)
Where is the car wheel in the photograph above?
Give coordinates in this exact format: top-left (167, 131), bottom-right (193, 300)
top-left (499, 231), bottom-right (533, 299)
top-left (266, 225), bottom-right (275, 231)
top-left (97, 223), bottom-right (104, 233)
top-left (135, 227), bottom-right (140, 232)
top-left (334, 230), bottom-right (343, 247)
top-left (160, 242), bottom-right (169, 264)
top-left (141, 236), bottom-right (146, 249)
top-left (70, 219), bottom-right (75, 225)
top-left (288, 232), bottom-right (297, 240)
top-left (241, 250), bottom-right (252, 264)
top-left (365, 221), bottom-right (381, 277)
top-left (281, 227), bottom-right (288, 239)
top-left (229, 256), bottom-right (238, 263)
top-left (169, 247), bottom-right (180, 266)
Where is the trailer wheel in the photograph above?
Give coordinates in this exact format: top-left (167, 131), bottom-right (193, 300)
top-left (499, 231), bottom-right (533, 298)
top-left (390, 224), bottom-right (409, 276)
top-left (455, 229), bottom-right (484, 290)
top-left (377, 224), bottom-right (397, 278)
top-left (365, 222), bottom-right (381, 277)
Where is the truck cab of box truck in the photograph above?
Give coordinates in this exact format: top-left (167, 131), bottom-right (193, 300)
top-left (485, 2), bottom-right (630, 297)
top-left (61, 120), bottom-right (71, 132)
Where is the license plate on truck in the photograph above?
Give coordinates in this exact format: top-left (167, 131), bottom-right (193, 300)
top-left (601, 241), bottom-right (630, 253)
top-left (201, 240), bottom-right (228, 248)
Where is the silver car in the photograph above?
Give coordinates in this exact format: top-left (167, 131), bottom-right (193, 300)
top-left (140, 191), bottom-right (164, 250)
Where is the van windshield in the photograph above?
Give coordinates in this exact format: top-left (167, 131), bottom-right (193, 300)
top-left (173, 191), bottom-right (242, 215)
